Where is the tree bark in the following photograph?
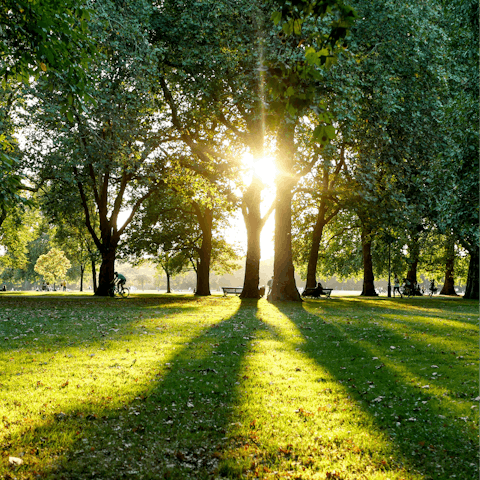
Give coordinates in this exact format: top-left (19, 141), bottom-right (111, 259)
top-left (194, 206), bottom-right (213, 296)
top-left (166, 271), bottom-right (171, 293)
top-left (464, 247), bottom-right (479, 300)
top-left (96, 246), bottom-right (117, 296)
top-left (91, 259), bottom-right (97, 293)
top-left (269, 121), bottom-right (302, 302)
top-left (406, 259), bottom-right (418, 287)
top-left (360, 228), bottom-right (377, 296)
top-left (241, 176), bottom-right (263, 299)
top-left (439, 236), bottom-right (458, 295)
top-left (80, 264), bottom-right (85, 292)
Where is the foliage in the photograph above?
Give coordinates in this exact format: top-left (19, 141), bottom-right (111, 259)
top-left (0, 294), bottom-right (477, 479)
top-left (34, 247), bottom-right (71, 284)
top-left (0, 204), bottom-right (39, 274)
top-left (0, 0), bottom-right (94, 98)
top-left (20, 0), bottom-right (169, 294)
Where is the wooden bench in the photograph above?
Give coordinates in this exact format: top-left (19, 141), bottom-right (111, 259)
top-left (301, 286), bottom-right (333, 298)
top-left (222, 287), bottom-right (243, 296)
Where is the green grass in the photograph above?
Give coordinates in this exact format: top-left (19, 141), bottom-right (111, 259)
top-left (0, 293), bottom-right (478, 479)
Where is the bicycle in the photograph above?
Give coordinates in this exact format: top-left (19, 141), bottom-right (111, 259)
top-left (109, 281), bottom-right (130, 298)
top-left (401, 284), bottom-right (414, 298)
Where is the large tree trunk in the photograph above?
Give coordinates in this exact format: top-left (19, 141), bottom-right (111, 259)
top-left (195, 207), bottom-right (212, 296)
top-left (406, 259), bottom-right (418, 287)
top-left (360, 228), bottom-right (377, 296)
top-left (96, 246), bottom-right (117, 296)
top-left (241, 176), bottom-right (263, 299)
top-left (269, 122), bottom-right (302, 302)
top-left (464, 247), bottom-right (479, 300)
top-left (440, 236), bottom-right (458, 295)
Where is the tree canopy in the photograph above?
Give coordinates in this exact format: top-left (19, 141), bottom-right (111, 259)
top-left (1, 0), bottom-right (478, 299)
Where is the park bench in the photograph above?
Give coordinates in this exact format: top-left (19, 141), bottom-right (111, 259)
top-left (222, 287), bottom-right (243, 296)
top-left (301, 285), bottom-right (333, 299)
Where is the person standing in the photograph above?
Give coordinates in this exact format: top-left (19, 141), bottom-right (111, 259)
top-left (267, 276), bottom-right (273, 296)
top-left (393, 274), bottom-right (402, 298)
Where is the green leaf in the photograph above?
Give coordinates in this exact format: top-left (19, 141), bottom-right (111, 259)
top-left (325, 125), bottom-right (336, 139)
top-left (271, 11), bottom-right (282, 25)
top-left (293, 19), bottom-right (302, 36)
top-left (285, 86), bottom-right (295, 97)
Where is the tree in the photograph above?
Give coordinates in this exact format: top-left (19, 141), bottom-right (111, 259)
top-left (266, 0), bottom-right (356, 301)
top-left (431, 0), bottom-right (479, 299)
top-left (292, 141), bottom-right (347, 290)
top-left (308, 0), bottom-right (452, 295)
top-left (151, 0), bottom-right (355, 301)
top-left (121, 172), bottom-right (240, 296)
top-left (34, 247), bottom-right (71, 287)
top-left (22, 0), bottom-right (168, 296)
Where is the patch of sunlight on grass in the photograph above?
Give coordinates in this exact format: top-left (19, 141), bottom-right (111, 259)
top-left (218, 300), bottom-right (422, 479)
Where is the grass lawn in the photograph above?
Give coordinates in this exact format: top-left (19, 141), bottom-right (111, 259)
top-left (0, 293), bottom-right (478, 479)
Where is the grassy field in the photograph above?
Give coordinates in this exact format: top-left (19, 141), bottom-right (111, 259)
top-left (0, 293), bottom-right (477, 479)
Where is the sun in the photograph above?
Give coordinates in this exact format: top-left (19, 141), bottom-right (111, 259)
top-left (242, 152), bottom-right (277, 189)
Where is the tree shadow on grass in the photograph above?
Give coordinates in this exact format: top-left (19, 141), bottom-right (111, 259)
top-left (273, 301), bottom-right (479, 480)
top-left (3, 296), bottom-right (263, 479)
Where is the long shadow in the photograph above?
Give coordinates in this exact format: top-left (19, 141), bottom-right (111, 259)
top-left (319, 295), bottom-right (477, 326)
top-left (274, 300), bottom-right (478, 480)
top-left (1, 296), bottom-right (263, 479)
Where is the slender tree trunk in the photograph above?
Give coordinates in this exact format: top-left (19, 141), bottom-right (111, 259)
top-left (166, 272), bottom-right (171, 293)
top-left (440, 236), bottom-right (458, 295)
top-left (241, 176), bottom-right (262, 299)
top-left (195, 207), bottom-right (213, 296)
top-left (405, 226), bottom-right (422, 295)
top-left (270, 122), bottom-right (301, 302)
top-left (80, 264), bottom-right (85, 292)
top-left (91, 259), bottom-right (97, 293)
top-left (464, 247), bottom-right (479, 300)
top-left (360, 228), bottom-right (377, 296)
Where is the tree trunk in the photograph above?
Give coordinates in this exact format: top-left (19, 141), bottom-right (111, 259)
top-left (91, 259), bottom-right (97, 293)
top-left (360, 228), bottom-right (377, 296)
top-left (406, 259), bottom-right (418, 287)
top-left (80, 264), bottom-right (85, 292)
top-left (96, 247), bottom-right (117, 296)
top-left (166, 272), bottom-right (171, 293)
top-left (194, 207), bottom-right (213, 296)
top-left (269, 122), bottom-right (301, 302)
top-left (464, 247), bottom-right (479, 300)
top-left (440, 236), bottom-right (458, 295)
top-left (241, 176), bottom-right (262, 299)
